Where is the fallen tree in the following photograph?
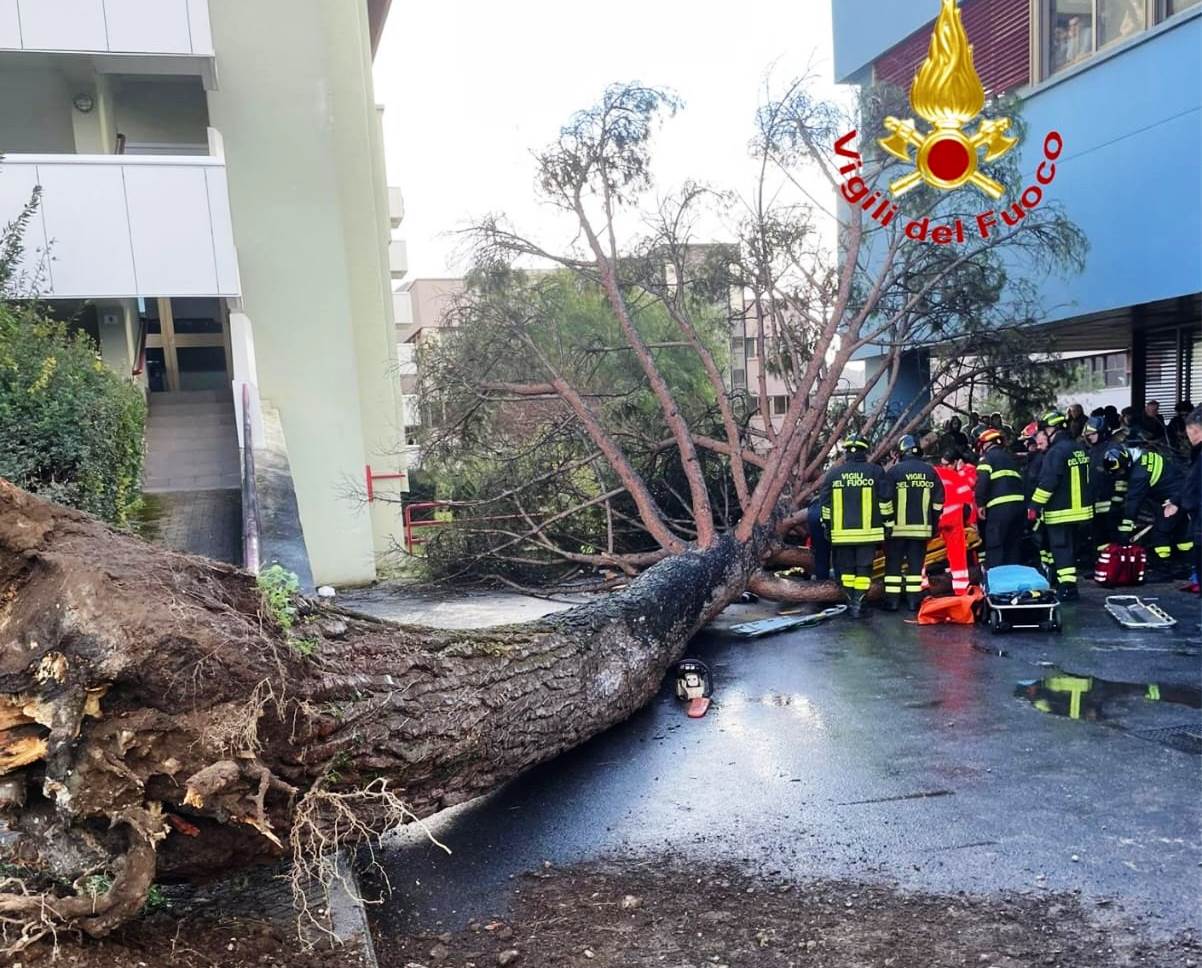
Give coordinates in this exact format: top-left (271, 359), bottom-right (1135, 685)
top-left (0, 481), bottom-right (766, 949)
top-left (0, 67), bottom-right (1084, 949)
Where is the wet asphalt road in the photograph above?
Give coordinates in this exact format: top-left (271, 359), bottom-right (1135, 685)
top-left (361, 582), bottom-right (1202, 939)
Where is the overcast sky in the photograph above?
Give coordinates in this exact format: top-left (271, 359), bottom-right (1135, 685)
top-left (373, 0), bottom-right (843, 280)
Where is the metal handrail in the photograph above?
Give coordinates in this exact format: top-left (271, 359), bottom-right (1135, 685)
top-left (130, 315), bottom-right (149, 377)
top-left (240, 382), bottom-right (261, 574)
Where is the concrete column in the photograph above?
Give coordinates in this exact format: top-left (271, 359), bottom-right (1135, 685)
top-left (95, 300), bottom-right (136, 375)
top-left (70, 76), bottom-right (116, 154)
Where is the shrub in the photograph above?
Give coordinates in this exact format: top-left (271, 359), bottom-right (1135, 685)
top-left (0, 305), bottom-right (146, 525)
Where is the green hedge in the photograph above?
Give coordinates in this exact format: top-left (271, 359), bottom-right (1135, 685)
top-left (0, 305), bottom-right (146, 525)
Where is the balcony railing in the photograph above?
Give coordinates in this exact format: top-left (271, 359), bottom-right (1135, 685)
top-left (0, 0), bottom-right (214, 56)
top-left (1, 128), bottom-right (240, 300)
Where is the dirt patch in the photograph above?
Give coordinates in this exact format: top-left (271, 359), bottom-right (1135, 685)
top-left (371, 860), bottom-right (1202, 968)
top-left (16, 914), bottom-right (369, 968)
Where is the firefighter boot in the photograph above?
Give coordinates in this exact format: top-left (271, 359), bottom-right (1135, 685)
top-left (847, 591), bottom-right (866, 619)
top-left (905, 592), bottom-right (922, 612)
top-left (884, 595), bottom-right (900, 612)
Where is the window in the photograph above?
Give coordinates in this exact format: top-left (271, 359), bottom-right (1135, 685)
top-left (1078, 351), bottom-right (1130, 389)
top-left (732, 369), bottom-right (747, 390)
top-left (1049, 0), bottom-right (1096, 73)
top-left (771, 395), bottom-right (789, 416)
top-left (1046, 0), bottom-right (1171, 76)
top-left (730, 337), bottom-right (745, 361)
top-left (746, 337), bottom-right (759, 359)
top-left (1098, 0), bottom-right (1146, 46)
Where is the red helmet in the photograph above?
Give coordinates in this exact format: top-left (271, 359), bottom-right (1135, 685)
top-left (977, 428), bottom-right (1004, 450)
top-left (1018, 421), bottom-right (1039, 442)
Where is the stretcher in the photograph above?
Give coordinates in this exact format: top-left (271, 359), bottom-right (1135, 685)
top-left (871, 526), bottom-right (982, 579)
top-left (729, 605), bottom-right (848, 639)
top-left (981, 565), bottom-right (1060, 634)
top-left (1104, 596), bottom-right (1177, 630)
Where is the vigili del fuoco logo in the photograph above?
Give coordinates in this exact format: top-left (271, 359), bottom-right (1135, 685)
top-left (833, 0), bottom-right (1064, 245)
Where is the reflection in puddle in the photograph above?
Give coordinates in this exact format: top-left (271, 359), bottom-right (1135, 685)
top-left (1015, 669), bottom-right (1202, 722)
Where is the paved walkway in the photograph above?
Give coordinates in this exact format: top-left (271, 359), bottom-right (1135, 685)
top-left (363, 580), bottom-right (1202, 939)
top-left (136, 489), bottom-right (242, 565)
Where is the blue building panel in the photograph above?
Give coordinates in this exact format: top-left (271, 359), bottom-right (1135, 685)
top-left (1012, 15), bottom-right (1202, 321)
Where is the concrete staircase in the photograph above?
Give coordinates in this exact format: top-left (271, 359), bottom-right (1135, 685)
top-left (143, 390), bottom-right (241, 493)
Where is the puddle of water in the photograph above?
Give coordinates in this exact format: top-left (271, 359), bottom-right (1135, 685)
top-left (1015, 668), bottom-right (1202, 722)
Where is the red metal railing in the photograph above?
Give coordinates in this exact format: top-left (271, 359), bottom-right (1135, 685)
top-left (401, 502), bottom-right (530, 556)
top-left (365, 463), bottom-right (408, 502)
top-left (402, 501), bottom-right (451, 556)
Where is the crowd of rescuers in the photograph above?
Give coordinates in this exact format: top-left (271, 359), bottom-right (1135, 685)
top-left (805, 401), bottom-right (1202, 618)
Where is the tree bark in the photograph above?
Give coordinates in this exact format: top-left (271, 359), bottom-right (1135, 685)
top-left (0, 481), bottom-right (767, 940)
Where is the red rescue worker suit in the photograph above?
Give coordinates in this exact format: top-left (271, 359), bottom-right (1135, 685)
top-left (934, 461), bottom-right (978, 595)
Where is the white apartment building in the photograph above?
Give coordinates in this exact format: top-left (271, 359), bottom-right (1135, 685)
top-left (0, 0), bottom-right (409, 585)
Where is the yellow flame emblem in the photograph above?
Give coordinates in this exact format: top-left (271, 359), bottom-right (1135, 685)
top-left (879, 0), bottom-right (1017, 199)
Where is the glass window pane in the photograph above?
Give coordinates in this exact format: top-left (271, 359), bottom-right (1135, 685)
top-left (1099, 0), bottom-right (1145, 46)
top-left (1049, 0), bottom-right (1095, 73)
top-left (1168, 0), bottom-right (1202, 14)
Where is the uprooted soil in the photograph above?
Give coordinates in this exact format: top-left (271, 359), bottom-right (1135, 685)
top-left (371, 860), bottom-right (1202, 968)
top-left (16, 916), bottom-right (369, 967)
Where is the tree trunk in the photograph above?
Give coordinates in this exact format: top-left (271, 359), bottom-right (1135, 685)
top-left (0, 482), bottom-right (768, 942)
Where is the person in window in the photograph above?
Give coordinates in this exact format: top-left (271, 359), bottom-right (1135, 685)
top-left (1103, 0), bottom-right (1144, 45)
top-left (1066, 16), bottom-right (1091, 65)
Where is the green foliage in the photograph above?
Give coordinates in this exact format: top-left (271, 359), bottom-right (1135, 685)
top-left (290, 636), bottom-right (319, 659)
top-left (142, 883), bottom-right (171, 914)
top-left (256, 565), bottom-right (300, 630)
top-left (81, 873), bottom-right (113, 899)
top-left (415, 266), bottom-right (738, 583)
top-left (0, 305), bottom-right (146, 525)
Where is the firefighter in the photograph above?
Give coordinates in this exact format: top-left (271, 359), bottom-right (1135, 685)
top-left (1030, 410), bottom-right (1093, 599)
top-left (1104, 444), bottom-right (1193, 579)
top-left (1020, 421), bottom-right (1054, 572)
top-left (1083, 414), bottom-right (1118, 551)
top-left (820, 435), bottom-right (893, 618)
top-left (934, 448), bottom-right (976, 595)
top-left (974, 428), bottom-right (1025, 569)
top-left (884, 434), bottom-right (944, 611)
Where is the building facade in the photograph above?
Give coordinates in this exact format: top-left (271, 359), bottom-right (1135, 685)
top-left (833, 0), bottom-right (1202, 412)
top-left (0, 0), bottom-right (409, 585)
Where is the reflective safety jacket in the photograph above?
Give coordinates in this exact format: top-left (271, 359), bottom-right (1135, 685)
top-left (1123, 450), bottom-right (1184, 522)
top-left (1031, 430), bottom-right (1094, 525)
top-left (820, 454), bottom-right (893, 545)
top-left (974, 444), bottom-right (1025, 512)
top-left (886, 457), bottom-right (944, 539)
top-left (935, 463), bottom-right (977, 527)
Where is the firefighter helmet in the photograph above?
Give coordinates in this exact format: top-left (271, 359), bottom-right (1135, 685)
top-left (1084, 415), bottom-right (1108, 439)
top-left (1018, 421), bottom-right (1040, 442)
top-left (1042, 409), bottom-right (1067, 429)
top-left (1102, 445), bottom-right (1131, 475)
top-left (673, 659), bottom-right (712, 702)
top-left (896, 434), bottom-right (921, 457)
top-left (976, 428), bottom-right (1004, 451)
top-left (841, 434), bottom-right (870, 453)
